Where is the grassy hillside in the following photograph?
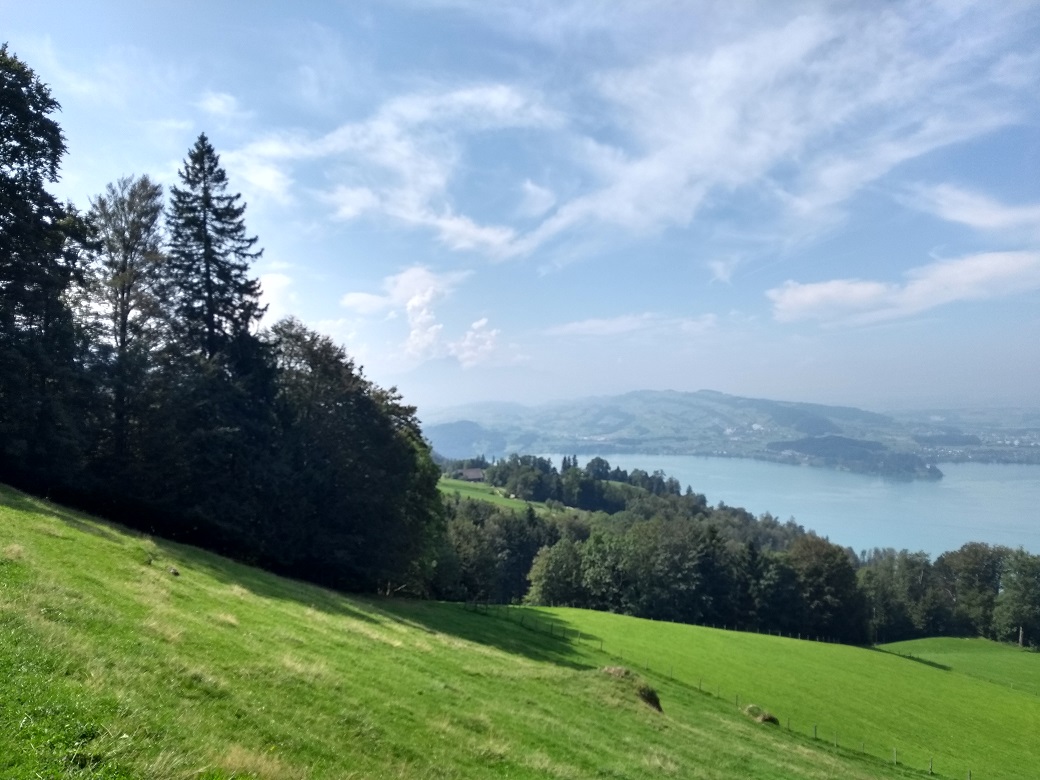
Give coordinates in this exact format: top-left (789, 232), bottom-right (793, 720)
top-left (528, 607), bottom-right (1040, 779)
top-left (0, 483), bottom-right (1026, 779)
top-left (881, 637), bottom-right (1040, 695)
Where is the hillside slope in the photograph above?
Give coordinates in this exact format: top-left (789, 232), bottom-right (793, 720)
top-left (0, 484), bottom-right (1020, 779)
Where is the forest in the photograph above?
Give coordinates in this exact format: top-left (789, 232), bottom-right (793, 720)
top-left (0, 45), bottom-right (443, 594)
top-left (442, 454), bottom-right (1040, 647)
top-left (3, 44), bottom-right (1038, 649)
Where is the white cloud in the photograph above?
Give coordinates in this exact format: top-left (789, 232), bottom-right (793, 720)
top-left (905, 184), bottom-right (1040, 235)
top-left (518, 180), bottom-right (557, 218)
top-left (545, 313), bottom-right (658, 337)
top-left (224, 151), bottom-right (294, 204)
top-left (768, 251), bottom-right (1040, 325)
top-left (708, 256), bottom-right (741, 284)
top-left (511, 4), bottom-right (1036, 255)
top-left (341, 266), bottom-right (471, 360)
top-left (544, 312), bottom-right (716, 337)
top-left (258, 272), bottom-right (297, 325)
top-left (449, 317), bottom-right (501, 368)
top-left (230, 84), bottom-right (555, 256)
top-left (205, 4), bottom-right (1036, 264)
top-left (197, 91), bottom-right (249, 121)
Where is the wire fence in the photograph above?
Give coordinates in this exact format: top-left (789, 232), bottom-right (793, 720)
top-left (463, 600), bottom-right (989, 779)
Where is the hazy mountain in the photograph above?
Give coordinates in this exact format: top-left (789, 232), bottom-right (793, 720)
top-left (424, 389), bottom-right (1040, 477)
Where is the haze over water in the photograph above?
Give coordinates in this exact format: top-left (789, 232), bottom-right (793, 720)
top-left (560, 455), bottom-right (1040, 557)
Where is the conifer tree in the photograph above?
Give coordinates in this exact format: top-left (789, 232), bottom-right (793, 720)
top-left (0, 44), bottom-right (89, 486)
top-left (87, 175), bottom-right (166, 468)
top-left (166, 133), bottom-right (264, 360)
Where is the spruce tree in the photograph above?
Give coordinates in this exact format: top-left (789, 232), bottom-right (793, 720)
top-left (0, 45), bottom-right (90, 487)
top-left (166, 133), bottom-right (264, 360)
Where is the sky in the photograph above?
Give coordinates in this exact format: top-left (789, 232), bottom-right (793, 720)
top-left (5, 0), bottom-right (1040, 417)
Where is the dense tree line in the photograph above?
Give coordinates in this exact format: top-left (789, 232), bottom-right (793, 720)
top-left (858, 543), bottom-right (1040, 647)
top-left (446, 454), bottom-right (1040, 648)
top-left (484, 453), bottom-right (684, 512)
top-left (0, 46), bottom-right (443, 593)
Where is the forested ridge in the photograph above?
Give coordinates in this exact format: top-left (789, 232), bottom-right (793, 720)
top-left (4, 46), bottom-right (1039, 650)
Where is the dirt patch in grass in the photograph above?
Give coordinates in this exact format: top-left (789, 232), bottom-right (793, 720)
top-left (3, 543), bottom-right (25, 561)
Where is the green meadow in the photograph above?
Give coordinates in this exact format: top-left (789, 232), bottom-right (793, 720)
top-left (438, 477), bottom-right (546, 512)
top-left (512, 607), bottom-right (1040, 779)
top-left (2, 483), bottom-right (1034, 779)
top-left (881, 636), bottom-right (1040, 696)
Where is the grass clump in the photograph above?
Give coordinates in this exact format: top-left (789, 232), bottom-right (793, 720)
top-left (744, 704), bottom-right (779, 725)
top-left (601, 666), bottom-right (661, 712)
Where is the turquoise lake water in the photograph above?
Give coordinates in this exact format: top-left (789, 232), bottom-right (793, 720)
top-left (549, 455), bottom-right (1040, 557)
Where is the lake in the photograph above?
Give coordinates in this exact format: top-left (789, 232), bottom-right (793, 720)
top-left (550, 454), bottom-right (1040, 557)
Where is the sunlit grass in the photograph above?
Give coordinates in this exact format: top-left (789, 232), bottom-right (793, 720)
top-left (526, 606), bottom-right (1040, 779)
top-left (438, 477), bottom-right (542, 511)
top-left (0, 483), bottom-right (996, 779)
top-left (881, 636), bottom-right (1040, 694)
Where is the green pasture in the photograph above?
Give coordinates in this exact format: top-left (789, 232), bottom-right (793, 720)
top-left (0, 483), bottom-right (1022, 779)
top-left (881, 636), bottom-right (1040, 695)
top-left (438, 477), bottom-right (544, 511)
top-left (516, 606), bottom-right (1040, 779)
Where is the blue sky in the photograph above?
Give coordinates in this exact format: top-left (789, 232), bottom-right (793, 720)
top-left (6, 1), bottom-right (1040, 415)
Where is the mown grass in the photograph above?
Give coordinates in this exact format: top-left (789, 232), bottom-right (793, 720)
top-left (0, 482), bottom-right (1005, 779)
top-left (881, 636), bottom-right (1040, 695)
top-left (438, 477), bottom-right (545, 512)
top-left (518, 606), bottom-right (1040, 779)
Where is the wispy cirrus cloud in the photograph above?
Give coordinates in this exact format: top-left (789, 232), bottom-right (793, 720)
top-left (229, 84), bottom-right (558, 254)
top-left (904, 183), bottom-right (1040, 236)
top-left (544, 312), bottom-right (716, 338)
top-left (767, 251), bottom-right (1040, 326)
top-left (217, 3), bottom-right (1037, 265)
top-left (513, 4), bottom-right (1036, 255)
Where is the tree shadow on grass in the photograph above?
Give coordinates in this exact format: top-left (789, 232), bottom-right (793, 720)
top-left (869, 646), bottom-right (951, 671)
top-left (371, 599), bottom-right (602, 670)
top-left (147, 536), bottom-right (385, 626)
top-left (4, 483), bottom-right (606, 669)
top-left (0, 487), bottom-right (123, 544)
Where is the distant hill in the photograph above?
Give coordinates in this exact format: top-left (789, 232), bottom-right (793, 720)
top-left (424, 389), bottom-right (1039, 478)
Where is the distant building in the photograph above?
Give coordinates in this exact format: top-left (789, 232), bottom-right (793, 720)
top-left (459, 468), bottom-right (485, 482)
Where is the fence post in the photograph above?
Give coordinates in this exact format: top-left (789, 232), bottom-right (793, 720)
top-left (893, 748), bottom-right (897, 766)
top-left (929, 757), bottom-right (933, 775)
top-left (813, 725), bottom-right (817, 739)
